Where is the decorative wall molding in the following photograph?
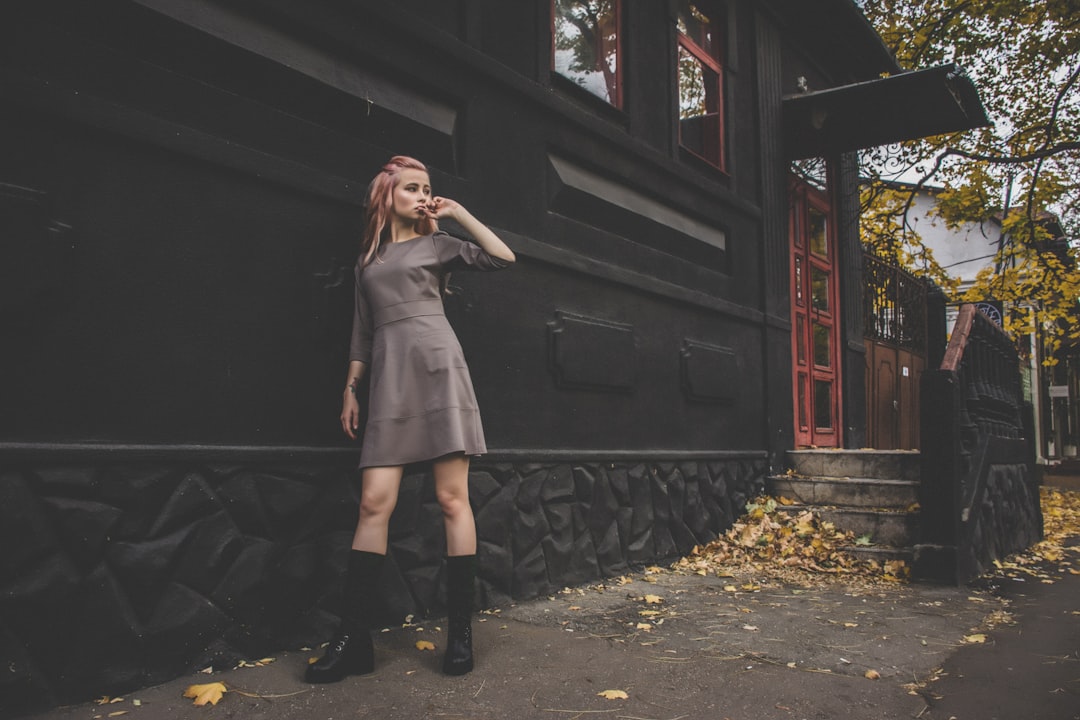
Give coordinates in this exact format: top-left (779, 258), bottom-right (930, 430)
top-left (680, 339), bottom-right (739, 404)
top-left (548, 311), bottom-right (636, 392)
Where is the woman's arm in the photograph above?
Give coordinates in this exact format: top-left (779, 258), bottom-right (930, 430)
top-left (425, 198), bottom-right (516, 263)
top-left (341, 360), bottom-right (367, 439)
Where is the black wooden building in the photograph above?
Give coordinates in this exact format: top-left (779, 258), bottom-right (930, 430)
top-left (0, 0), bottom-right (985, 711)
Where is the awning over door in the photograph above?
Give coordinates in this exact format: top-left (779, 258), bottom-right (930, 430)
top-left (783, 63), bottom-right (989, 159)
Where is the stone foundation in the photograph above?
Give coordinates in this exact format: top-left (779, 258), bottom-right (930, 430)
top-left (0, 453), bottom-right (764, 715)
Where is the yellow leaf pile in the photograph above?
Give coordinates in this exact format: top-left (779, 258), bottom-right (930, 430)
top-left (985, 487), bottom-right (1080, 583)
top-left (672, 496), bottom-right (910, 585)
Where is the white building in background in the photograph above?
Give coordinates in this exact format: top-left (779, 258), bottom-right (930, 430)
top-left (888, 182), bottom-right (1077, 463)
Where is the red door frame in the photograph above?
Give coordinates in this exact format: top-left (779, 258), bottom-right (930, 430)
top-left (790, 176), bottom-right (843, 448)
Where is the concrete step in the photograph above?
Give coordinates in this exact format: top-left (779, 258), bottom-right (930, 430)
top-left (787, 449), bottom-right (920, 482)
top-left (841, 545), bottom-right (915, 564)
top-left (780, 505), bottom-right (919, 547)
top-left (766, 475), bottom-right (919, 509)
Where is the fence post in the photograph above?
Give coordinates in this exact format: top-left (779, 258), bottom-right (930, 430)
top-left (925, 284), bottom-right (948, 371)
top-left (915, 368), bottom-right (962, 583)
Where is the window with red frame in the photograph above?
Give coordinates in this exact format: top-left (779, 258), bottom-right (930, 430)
top-left (553, 0), bottom-right (622, 107)
top-left (676, 0), bottom-right (726, 169)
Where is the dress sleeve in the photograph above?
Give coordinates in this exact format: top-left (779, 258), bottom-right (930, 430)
top-left (348, 263), bottom-right (373, 364)
top-left (432, 230), bottom-right (512, 271)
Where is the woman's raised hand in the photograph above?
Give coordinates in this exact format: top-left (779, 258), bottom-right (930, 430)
top-left (422, 196), bottom-right (463, 221)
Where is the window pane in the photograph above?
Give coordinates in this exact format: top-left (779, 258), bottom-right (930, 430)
top-left (554, 0), bottom-right (620, 106)
top-left (813, 322), bottom-right (830, 367)
top-left (794, 256), bottom-right (804, 305)
top-left (678, 45), bottom-right (721, 166)
top-left (675, 0), bottom-right (723, 61)
top-left (811, 265), bottom-right (829, 312)
top-left (814, 380), bottom-right (833, 429)
top-left (796, 315), bottom-right (806, 365)
top-left (809, 206), bottom-right (828, 256)
top-left (798, 373), bottom-right (808, 430)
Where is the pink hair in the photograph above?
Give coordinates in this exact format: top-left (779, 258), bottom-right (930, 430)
top-left (361, 155), bottom-right (438, 266)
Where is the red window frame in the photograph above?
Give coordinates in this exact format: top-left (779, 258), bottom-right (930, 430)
top-left (676, 2), bottom-right (726, 170)
top-left (551, 0), bottom-right (624, 108)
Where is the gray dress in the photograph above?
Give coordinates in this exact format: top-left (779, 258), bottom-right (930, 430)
top-left (349, 231), bottom-right (510, 469)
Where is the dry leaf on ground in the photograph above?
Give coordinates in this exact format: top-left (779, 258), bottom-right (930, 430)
top-left (597, 689), bottom-right (629, 700)
top-left (415, 640), bottom-right (436, 651)
top-left (183, 682), bottom-right (227, 707)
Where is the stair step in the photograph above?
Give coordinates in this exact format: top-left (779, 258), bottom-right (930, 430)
top-left (787, 449), bottom-right (920, 482)
top-left (779, 505), bottom-right (918, 547)
top-left (841, 545), bottom-right (914, 564)
top-left (766, 476), bottom-right (918, 509)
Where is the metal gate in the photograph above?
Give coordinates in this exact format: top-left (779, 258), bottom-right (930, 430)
top-left (863, 253), bottom-right (928, 450)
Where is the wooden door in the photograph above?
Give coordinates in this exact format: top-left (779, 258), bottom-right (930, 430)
top-left (790, 177), bottom-right (842, 448)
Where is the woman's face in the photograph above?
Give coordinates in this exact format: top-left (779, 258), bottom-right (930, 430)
top-left (392, 169), bottom-right (432, 224)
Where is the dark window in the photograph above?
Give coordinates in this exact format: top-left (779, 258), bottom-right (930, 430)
top-left (553, 0), bottom-right (622, 107)
top-left (676, 0), bottom-right (726, 169)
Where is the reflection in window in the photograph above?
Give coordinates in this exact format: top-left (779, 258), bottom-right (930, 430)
top-left (676, 1), bottom-right (725, 168)
top-left (553, 0), bottom-right (621, 106)
top-left (794, 256), bottom-right (803, 305)
top-left (809, 206), bottom-right (828, 256)
top-left (814, 379), bottom-right (833, 429)
top-left (676, 0), bottom-right (722, 60)
top-left (813, 322), bottom-right (830, 367)
top-left (796, 316), bottom-right (806, 365)
top-left (811, 265), bottom-right (829, 311)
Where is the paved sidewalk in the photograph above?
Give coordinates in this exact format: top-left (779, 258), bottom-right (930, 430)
top-left (23, 565), bottom-right (1077, 720)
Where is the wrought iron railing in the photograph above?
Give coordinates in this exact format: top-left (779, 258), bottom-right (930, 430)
top-left (863, 252), bottom-right (927, 352)
top-left (918, 304), bottom-right (1041, 583)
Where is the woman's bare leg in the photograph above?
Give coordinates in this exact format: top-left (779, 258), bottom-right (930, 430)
top-left (351, 465), bottom-right (404, 553)
top-left (433, 454), bottom-right (476, 556)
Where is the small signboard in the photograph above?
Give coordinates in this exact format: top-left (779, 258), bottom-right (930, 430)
top-left (1049, 385), bottom-right (1070, 398)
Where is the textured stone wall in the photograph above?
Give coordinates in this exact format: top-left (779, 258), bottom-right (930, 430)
top-left (0, 455), bottom-right (764, 715)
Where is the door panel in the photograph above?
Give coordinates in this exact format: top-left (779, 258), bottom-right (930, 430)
top-left (790, 176), bottom-right (841, 447)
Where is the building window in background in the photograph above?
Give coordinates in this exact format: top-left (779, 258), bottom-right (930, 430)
top-left (553, 0), bottom-right (622, 107)
top-left (677, 0), bottom-right (726, 169)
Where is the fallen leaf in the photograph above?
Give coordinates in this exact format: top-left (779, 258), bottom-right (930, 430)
top-left (415, 640), bottom-right (436, 651)
top-left (597, 689), bottom-right (628, 700)
top-left (108, 713), bottom-right (127, 718)
top-left (962, 634), bottom-right (987, 644)
top-left (183, 682), bottom-right (227, 707)
top-left (864, 669), bottom-right (881, 680)
top-left (742, 624), bottom-right (759, 631)
top-left (643, 594), bottom-right (663, 604)
top-left (635, 622), bottom-right (653, 631)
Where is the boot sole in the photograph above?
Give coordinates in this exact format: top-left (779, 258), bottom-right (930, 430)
top-left (305, 662), bottom-right (374, 684)
top-left (442, 658), bottom-right (474, 676)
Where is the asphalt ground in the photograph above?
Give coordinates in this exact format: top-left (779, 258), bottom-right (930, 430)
top-left (16, 562), bottom-right (1079, 720)
top-left (18, 479), bottom-right (1080, 720)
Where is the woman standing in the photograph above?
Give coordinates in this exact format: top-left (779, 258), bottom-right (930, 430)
top-left (307, 156), bottom-right (514, 683)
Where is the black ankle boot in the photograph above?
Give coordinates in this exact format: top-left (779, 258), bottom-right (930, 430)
top-left (306, 550), bottom-right (385, 684)
top-left (305, 628), bottom-right (374, 683)
top-left (442, 554), bottom-right (476, 676)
